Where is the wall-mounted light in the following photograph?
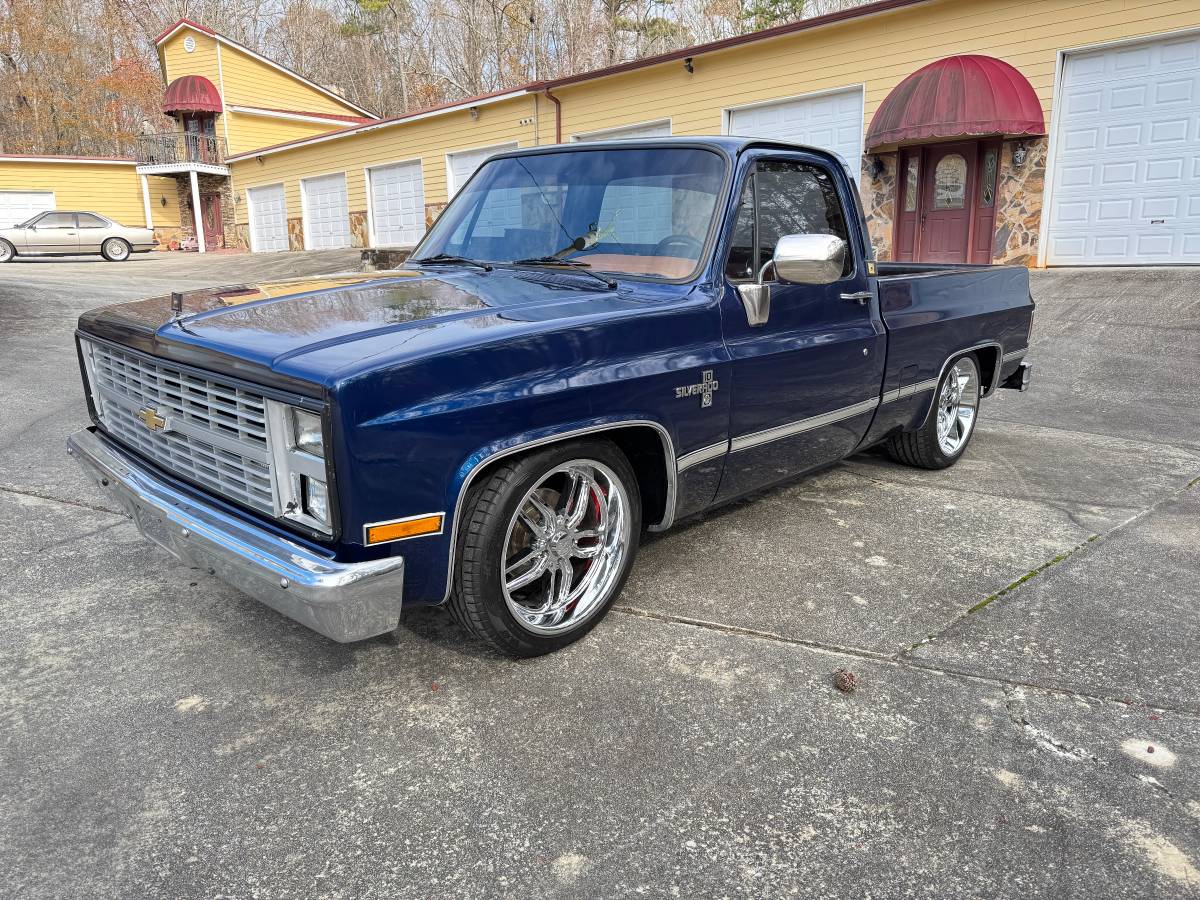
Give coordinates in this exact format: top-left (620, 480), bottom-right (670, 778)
top-left (869, 155), bottom-right (886, 180)
top-left (159, 195), bottom-right (167, 207)
top-left (684, 57), bottom-right (694, 74)
top-left (1012, 141), bottom-right (1027, 167)
top-left (469, 106), bottom-right (479, 120)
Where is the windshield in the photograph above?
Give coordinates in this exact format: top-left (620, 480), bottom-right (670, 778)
top-left (414, 147), bottom-right (727, 279)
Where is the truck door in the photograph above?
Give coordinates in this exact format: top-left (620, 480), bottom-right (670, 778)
top-left (717, 155), bottom-right (884, 501)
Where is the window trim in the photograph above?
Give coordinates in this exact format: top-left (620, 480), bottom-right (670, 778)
top-left (416, 142), bottom-right (735, 285)
top-left (723, 155), bottom-right (857, 285)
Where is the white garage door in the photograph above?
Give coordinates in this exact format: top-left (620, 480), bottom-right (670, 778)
top-left (368, 161), bottom-right (425, 247)
top-left (1046, 33), bottom-right (1200, 265)
top-left (573, 119), bottom-right (672, 142)
top-left (247, 184), bottom-right (287, 252)
top-left (727, 88), bottom-right (865, 184)
top-left (446, 143), bottom-right (518, 198)
top-left (0, 191), bottom-right (55, 228)
top-left (302, 172), bottom-right (350, 250)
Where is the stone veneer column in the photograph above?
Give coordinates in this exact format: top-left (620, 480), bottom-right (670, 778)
top-left (860, 153), bottom-right (898, 262)
top-left (349, 210), bottom-right (369, 248)
top-left (992, 137), bottom-right (1048, 267)
top-left (287, 217), bottom-right (305, 251)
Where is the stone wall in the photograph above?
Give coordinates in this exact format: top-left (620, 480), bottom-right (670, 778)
top-left (172, 174), bottom-right (237, 249)
top-left (992, 137), bottom-right (1047, 267)
top-left (424, 202), bottom-right (447, 228)
top-left (350, 210), bottom-right (369, 248)
top-left (287, 216), bottom-right (305, 251)
top-left (860, 153), bottom-right (897, 262)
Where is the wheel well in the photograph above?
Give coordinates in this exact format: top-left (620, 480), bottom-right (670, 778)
top-left (605, 425), bottom-right (670, 528)
top-left (973, 346), bottom-right (1000, 394)
top-left (464, 424), bottom-right (672, 530)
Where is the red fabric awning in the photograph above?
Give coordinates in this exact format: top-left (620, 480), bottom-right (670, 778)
top-left (866, 55), bottom-right (1044, 150)
top-left (162, 75), bottom-right (223, 115)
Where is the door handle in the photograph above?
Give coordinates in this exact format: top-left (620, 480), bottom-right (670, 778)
top-left (840, 291), bottom-right (872, 306)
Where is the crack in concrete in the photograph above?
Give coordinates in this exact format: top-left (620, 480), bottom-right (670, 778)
top-left (898, 476), bottom-right (1200, 658)
top-left (611, 605), bottom-right (1200, 719)
top-left (0, 484), bottom-right (121, 517)
top-left (1004, 686), bottom-right (1098, 762)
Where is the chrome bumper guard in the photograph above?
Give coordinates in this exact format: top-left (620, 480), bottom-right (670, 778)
top-left (67, 428), bottom-right (404, 642)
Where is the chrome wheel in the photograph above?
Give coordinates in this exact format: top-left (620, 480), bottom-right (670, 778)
top-left (936, 357), bottom-right (980, 456)
top-left (103, 238), bottom-right (129, 261)
top-left (500, 459), bottom-right (632, 635)
top-left (0, 241), bottom-right (12, 263)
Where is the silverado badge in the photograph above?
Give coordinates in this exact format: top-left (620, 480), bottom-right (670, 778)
top-left (676, 370), bottom-right (719, 408)
top-left (137, 406), bottom-right (167, 432)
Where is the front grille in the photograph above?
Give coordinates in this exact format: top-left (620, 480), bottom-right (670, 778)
top-left (83, 340), bottom-right (277, 516)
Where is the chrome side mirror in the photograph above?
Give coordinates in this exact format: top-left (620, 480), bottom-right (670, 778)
top-left (773, 233), bottom-right (847, 285)
top-left (736, 233), bottom-right (848, 327)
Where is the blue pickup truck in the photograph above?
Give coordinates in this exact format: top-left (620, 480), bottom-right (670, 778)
top-left (69, 137), bottom-right (1033, 656)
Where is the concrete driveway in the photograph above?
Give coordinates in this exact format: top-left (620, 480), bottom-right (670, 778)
top-left (1, 253), bottom-right (1198, 898)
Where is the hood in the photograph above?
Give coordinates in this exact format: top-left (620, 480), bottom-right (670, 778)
top-left (78, 268), bottom-right (664, 390)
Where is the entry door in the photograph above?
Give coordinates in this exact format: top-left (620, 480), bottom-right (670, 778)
top-left (918, 143), bottom-right (976, 263)
top-left (718, 157), bottom-right (884, 501)
top-left (200, 194), bottom-right (223, 249)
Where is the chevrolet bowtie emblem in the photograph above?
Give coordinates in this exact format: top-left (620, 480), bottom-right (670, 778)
top-left (675, 369), bottom-right (719, 408)
top-left (137, 406), bottom-right (167, 432)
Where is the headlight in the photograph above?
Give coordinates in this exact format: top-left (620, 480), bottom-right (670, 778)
top-left (292, 409), bottom-right (324, 458)
top-left (265, 400), bottom-right (333, 535)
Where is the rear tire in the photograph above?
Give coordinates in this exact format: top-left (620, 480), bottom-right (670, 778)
top-left (101, 237), bottom-right (130, 262)
top-left (450, 439), bottom-right (642, 657)
top-left (886, 353), bottom-right (981, 469)
top-left (0, 239), bottom-right (14, 263)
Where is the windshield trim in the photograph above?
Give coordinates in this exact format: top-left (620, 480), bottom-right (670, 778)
top-left (412, 141), bottom-right (734, 286)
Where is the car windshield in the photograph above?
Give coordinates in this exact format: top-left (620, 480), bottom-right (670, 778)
top-left (414, 147), bottom-right (727, 279)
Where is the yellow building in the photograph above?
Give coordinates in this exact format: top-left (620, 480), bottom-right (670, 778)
top-left (3, 0), bottom-right (1199, 266)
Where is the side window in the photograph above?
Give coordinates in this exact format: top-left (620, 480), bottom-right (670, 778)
top-left (724, 179), bottom-right (755, 280)
top-left (77, 213), bottom-right (107, 228)
top-left (755, 160), bottom-right (852, 278)
top-left (37, 212), bottom-right (76, 228)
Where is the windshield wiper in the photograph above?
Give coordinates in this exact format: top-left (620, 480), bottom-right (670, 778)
top-left (411, 253), bottom-right (493, 272)
top-left (512, 257), bottom-right (617, 290)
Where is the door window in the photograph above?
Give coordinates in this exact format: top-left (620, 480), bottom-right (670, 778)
top-left (724, 179), bottom-right (756, 280)
top-left (750, 160), bottom-right (852, 278)
top-left (904, 156), bottom-right (919, 212)
top-left (77, 213), bottom-right (106, 228)
top-left (932, 154), bottom-right (968, 209)
top-left (980, 148), bottom-right (998, 208)
top-left (35, 212), bottom-right (76, 228)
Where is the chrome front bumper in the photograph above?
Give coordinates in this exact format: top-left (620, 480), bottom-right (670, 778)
top-left (67, 428), bottom-right (404, 642)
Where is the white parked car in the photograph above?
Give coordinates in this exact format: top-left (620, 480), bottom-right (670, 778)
top-left (0, 211), bottom-right (156, 262)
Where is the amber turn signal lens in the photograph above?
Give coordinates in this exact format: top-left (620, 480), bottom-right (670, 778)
top-left (365, 514), bottom-right (444, 545)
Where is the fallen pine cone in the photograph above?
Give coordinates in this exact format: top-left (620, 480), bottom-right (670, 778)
top-left (833, 669), bottom-right (858, 693)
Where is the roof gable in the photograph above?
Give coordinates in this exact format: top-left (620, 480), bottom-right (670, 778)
top-left (154, 20), bottom-right (377, 119)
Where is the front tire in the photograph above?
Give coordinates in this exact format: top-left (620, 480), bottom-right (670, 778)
top-left (886, 353), bottom-right (982, 469)
top-left (0, 239), bottom-right (14, 263)
top-left (101, 237), bottom-right (130, 262)
top-left (450, 440), bottom-right (642, 656)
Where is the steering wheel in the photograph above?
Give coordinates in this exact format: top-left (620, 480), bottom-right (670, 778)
top-left (653, 234), bottom-right (703, 257)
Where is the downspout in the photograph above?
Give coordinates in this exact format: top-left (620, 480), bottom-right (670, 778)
top-left (542, 88), bottom-right (562, 144)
